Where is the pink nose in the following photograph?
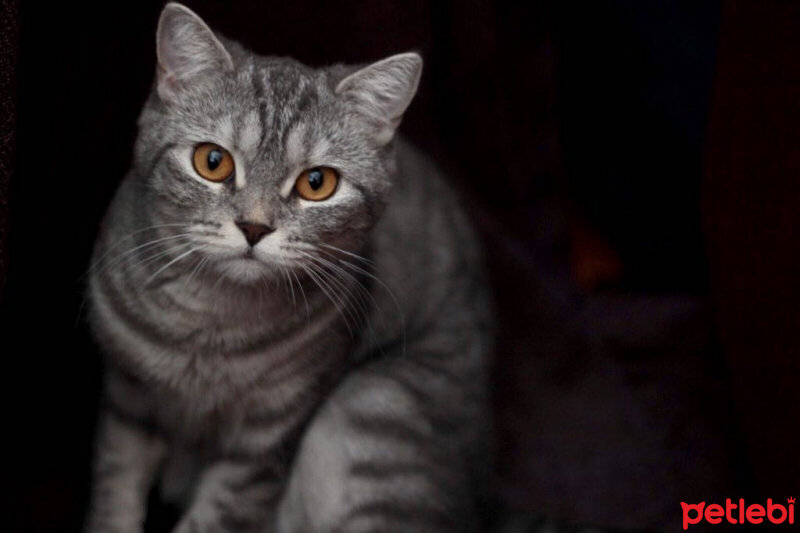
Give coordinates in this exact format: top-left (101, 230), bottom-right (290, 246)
top-left (235, 221), bottom-right (274, 246)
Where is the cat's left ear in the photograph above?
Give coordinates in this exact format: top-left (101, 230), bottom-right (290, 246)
top-left (156, 3), bottom-right (234, 103)
top-left (336, 53), bottom-right (423, 145)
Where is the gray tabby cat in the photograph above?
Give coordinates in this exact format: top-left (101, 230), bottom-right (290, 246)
top-left (85, 3), bottom-right (492, 532)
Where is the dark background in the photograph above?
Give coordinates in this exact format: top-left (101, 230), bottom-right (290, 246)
top-left (2, 1), bottom-right (798, 532)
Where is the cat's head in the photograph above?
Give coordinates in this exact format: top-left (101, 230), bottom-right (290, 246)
top-left (132, 3), bottom-right (421, 284)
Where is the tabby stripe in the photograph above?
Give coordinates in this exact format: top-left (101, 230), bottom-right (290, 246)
top-left (227, 422), bottom-right (298, 460)
top-left (242, 393), bottom-right (317, 428)
top-left (350, 459), bottom-right (436, 481)
top-left (403, 354), bottom-right (469, 387)
top-left (339, 500), bottom-right (454, 530)
top-left (189, 219), bottom-right (222, 228)
top-left (103, 400), bottom-right (156, 435)
top-left (97, 270), bottom-right (187, 347)
top-left (98, 265), bottom-right (337, 358)
top-left (350, 181), bottom-right (380, 225)
top-left (347, 414), bottom-right (431, 448)
top-left (145, 142), bottom-right (176, 178)
top-left (219, 461), bottom-right (286, 494)
top-left (252, 68), bottom-right (269, 151)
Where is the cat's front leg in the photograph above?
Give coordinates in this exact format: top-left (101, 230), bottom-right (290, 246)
top-left (276, 354), bottom-right (487, 533)
top-left (85, 410), bottom-right (166, 533)
top-left (173, 402), bottom-right (303, 533)
top-left (171, 458), bottom-right (284, 533)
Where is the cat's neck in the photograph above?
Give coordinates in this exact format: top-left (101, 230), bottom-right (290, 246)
top-left (146, 264), bottom-right (327, 330)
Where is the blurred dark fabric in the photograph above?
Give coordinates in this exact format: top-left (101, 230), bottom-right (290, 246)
top-left (704, 0), bottom-right (800, 496)
top-left (0, 0), bottom-right (18, 298)
top-left (4, 1), bottom-right (796, 532)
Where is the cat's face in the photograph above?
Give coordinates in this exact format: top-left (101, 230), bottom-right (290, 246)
top-left (132, 3), bottom-right (421, 284)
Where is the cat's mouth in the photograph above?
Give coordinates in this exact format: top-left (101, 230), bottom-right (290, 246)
top-left (231, 248), bottom-right (270, 266)
top-left (219, 255), bottom-right (271, 282)
top-left (210, 245), bottom-right (297, 284)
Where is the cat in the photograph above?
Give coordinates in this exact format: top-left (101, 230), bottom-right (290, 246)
top-left (84, 3), bottom-right (492, 532)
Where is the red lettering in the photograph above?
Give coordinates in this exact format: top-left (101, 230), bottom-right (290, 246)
top-left (767, 499), bottom-right (787, 524)
top-left (705, 504), bottom-right (724, 524)
top-left (746, 504), bottom-right (765, 524)
top-left (725, 498), bottom-right (738, 524)
top-left (682, 497), bottom-right (795, 527)
top-left (681, 502), bottom-right (705, 530)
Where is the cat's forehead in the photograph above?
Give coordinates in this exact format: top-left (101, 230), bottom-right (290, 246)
top-left (254, 59), bottom-right (321, 101)
top-left (250, 60), bottom-right (327, 135)
top-left (174, 58), bottom-right (331, 155)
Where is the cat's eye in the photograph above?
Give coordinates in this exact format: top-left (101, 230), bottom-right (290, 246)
top-left (193, 143), bottom-right (235, 182)
top-left (295, 167), bottom-right (339, 201)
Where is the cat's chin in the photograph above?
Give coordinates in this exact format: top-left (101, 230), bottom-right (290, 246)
top-left (218, 257), bottom-right (274, 284)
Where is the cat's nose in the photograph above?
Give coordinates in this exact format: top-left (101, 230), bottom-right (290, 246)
top-left (235, 221), bottom-right (274, 246)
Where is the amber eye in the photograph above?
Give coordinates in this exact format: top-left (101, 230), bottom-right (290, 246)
top-left (192, 143), bottom-right (235, 182)
top-left (295, 167), bottom-right (339, 201)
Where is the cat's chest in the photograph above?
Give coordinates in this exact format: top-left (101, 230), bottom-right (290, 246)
top-left (147, 313), bottom-right (352, 442)
top-left (155, 390), bottom-right (232, 444)
top-left (101, 277), bottom-right (349, 390)
top-left (153, 369), bottom-right (326, 456)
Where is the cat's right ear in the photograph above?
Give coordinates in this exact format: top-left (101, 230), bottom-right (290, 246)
top-left (156, 3), bottom-right (234, 103)
top-left (335, 53), bottom-right (422, 145)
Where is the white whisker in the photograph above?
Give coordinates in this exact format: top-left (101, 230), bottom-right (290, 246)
top-left (317, 242), bottom-right (375, 266)
top-left (124, 241), bottom-right (197, 273)
top-left (91, 233), bottom-right (196, 278)
top-left (290, 268), bottom-right (310, 322)
top-left (316, 245), bottom-right (407, 357)
top-left (81, 223), bottom-right (194, 280)
top-left (182, 254), bottom-right (210, 292)
top-left (145, 245), bottom-right (206, 285)
top-left (300, 252), bottom-right (373, 325)
top-left (298, 262), bottom-right (355, 337)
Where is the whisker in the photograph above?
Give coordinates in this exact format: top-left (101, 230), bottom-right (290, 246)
top-left (298, 262), bottom-right (355, 337)
top-left (145, 245), bottom-right (206, 285)
top-left (285, 266), bottom-right (297, 308)
top-left (301, 262), bottom-right (351, 328)
top-left (211, 268), bottom-right (228, 300)
top-left (114, 240), bottom-right (197, 276)
top-left (80, 223), bottom-right (194, 280)
top-left (313, 249), bottom-right (388, 324)
top-left (278, 264), bottom-right (296, 308)
top-left (276, 264), bottom-right (288, 302)
top-left (310, 252), bottom-right (389, 349)
top-left (289, 268), bottom-right (310, 322)
top-left (317, 246), bottom-right (407, 357)
top-left (182, 254), bottom-right (210, 292)
top-left (311, 259), bottom-right (371, 338)
top-left (317, 242), bottom-right (375, 266)
top-left (90, 233), bottom-right (196, 278)
top-left (300, 252), bottom-right (373, 326)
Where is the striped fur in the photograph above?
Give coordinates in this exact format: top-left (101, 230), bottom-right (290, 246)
top-left (85, 4), bottom-right (492, 532)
